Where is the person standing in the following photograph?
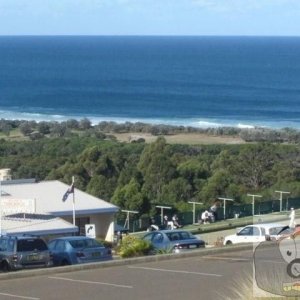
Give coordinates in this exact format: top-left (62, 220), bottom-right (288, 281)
top-left (209, 202), bottom-right (218, 221)
top-left (289, 207), bottom-right (296, 228)
top-left (163, 215), bottom-right (169, 229)
top-left (172, 214), bottom-right (182, 228)
top-left (148, 217), bottom-right (159, 231)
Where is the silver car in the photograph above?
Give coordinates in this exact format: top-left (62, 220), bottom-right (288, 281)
top-left (142, 230), bottom-right (205, 253)
top-left (0, 235), bottom-right (53, 272)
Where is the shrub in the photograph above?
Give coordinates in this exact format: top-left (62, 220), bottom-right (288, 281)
top-left (117, 235), bottom-right (153, 258)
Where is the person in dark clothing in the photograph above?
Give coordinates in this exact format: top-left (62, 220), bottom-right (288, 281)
top-left (148, 217), bottom-right (159, 231)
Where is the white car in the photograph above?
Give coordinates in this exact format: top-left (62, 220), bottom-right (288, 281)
top-left (223, 223), bottom-right (286, 245)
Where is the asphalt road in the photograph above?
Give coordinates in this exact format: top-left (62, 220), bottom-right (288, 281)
top-left (0, 248), bottom-right (257, 300)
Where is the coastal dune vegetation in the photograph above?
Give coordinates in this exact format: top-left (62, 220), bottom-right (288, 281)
top-left (0, 118), bottom-right (300, 217)
top-left (1, 118), bottom-right (300, 144)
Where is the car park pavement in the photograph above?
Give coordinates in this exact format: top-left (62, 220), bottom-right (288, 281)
top-left (0, 211), bottom-right (298, 299)
top-left (0, 244), bottom-right (256, 300)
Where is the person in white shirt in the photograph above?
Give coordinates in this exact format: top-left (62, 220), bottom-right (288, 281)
top-left (201, 210), bottom-right (210, 224)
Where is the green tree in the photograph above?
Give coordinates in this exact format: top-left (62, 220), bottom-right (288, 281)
top-left (161, 178), bottom-right (192, 206)
top-left (79, 118), bottom-right (92, 130)
top-left (138, 137), bottom-right (176, 204)
top-left (19, 122), bottom-right (33, 136)
top-left (234, 144), bottom-right (276, 191)
top-left (199, 169), bottom-right (232, 202)
top-left (112, 178), bottom-right (146, 212)
top-left (37, 122), bottom-right (50, 135)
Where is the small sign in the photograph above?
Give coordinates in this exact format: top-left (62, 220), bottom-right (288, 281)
top-left (85, 224), bottom-right (96, 238)
top-left (1, 198), bottom-right (35, 215)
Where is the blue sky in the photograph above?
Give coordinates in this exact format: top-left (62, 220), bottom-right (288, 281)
top-left (0, 0), bottom-right (300, 36)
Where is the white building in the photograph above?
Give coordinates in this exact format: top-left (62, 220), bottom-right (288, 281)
top-left (0, 168), bottom-right (12, 181)
top-left (1, 214), bottom-right (78, 236)
top-left (0, 179), bottom-right (119, 241)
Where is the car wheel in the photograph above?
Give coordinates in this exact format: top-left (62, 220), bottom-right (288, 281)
top-left (287, 259), bottom-right (300, 278)
top-left (226, 240), bottom-right (233, 245)
top-left (1, 261), bottom-right (11, 272)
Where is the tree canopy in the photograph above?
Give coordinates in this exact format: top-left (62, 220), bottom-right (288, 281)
top-left (1, 131), bottom-right (300, 216)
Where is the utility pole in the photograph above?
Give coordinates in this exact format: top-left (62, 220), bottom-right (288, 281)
top-left (275, 191), bottom-right (290, 212)
top-left (247, 194), bottom-right (262, 216)
top-left (188, 201), bottom-right (203, 224)
top-left (218, 197), bottom-right (234, 220)
top-left (155, 205), bottom-right (172, 225)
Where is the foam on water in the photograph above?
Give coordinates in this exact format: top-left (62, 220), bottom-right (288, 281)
top-left (1, 109), bottom-right (299, 130)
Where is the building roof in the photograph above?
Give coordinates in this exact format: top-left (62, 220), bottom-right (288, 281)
top-left (2, 214), bottom-right (78, 235)
top-left (1, 180), bottom-right (119, 217)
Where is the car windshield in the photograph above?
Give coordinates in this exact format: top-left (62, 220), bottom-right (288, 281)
top-left (69, 239), bottom-right (103, 249)
top-left (17, 239), bottom-right (48, 251)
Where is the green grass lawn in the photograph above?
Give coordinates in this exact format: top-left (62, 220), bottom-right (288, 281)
top-left (131, 211), bottom-right (290, 237)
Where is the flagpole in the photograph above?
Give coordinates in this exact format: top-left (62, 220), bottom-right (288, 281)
top-left (72, 176), bottom-right (75, 226)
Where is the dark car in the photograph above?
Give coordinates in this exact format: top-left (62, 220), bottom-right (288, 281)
top-left (0, 235), bottom-right (53, 272)
top-left (142, 230), bottom-right (205, 253)
top-left (47, 236), bottom-right (112, 266)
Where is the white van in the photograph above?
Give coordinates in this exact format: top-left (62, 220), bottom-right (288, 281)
top-left (223, 223), bottom-right (285, 245)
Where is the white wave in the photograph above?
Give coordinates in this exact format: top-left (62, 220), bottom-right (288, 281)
top-left (0, 110), bottom-right (66, 122)
top-left (195, 120), bottom-right (225, 128)
top-left (237, 123), bottom-right (255, 129)
top-left (1, 109), bottom-right (300, 129)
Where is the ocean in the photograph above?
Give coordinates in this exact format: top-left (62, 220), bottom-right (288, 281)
top-left (0, 36), bottom-right (300, 129)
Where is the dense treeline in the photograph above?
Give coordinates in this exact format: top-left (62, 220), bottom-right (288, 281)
top-left (2, 118), bottom-right (300, 143)
top-left (0, 132), bottom-right (300, 216)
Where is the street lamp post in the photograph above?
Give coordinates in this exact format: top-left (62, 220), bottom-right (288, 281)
top-left (247, 194), bottom-right (262, 216)
top-left (218, 197), bottom-right (234, 220)
top-left (275, 191), bottom-right (290, 212)
top-left (188, 201), bottom-right (203, 224)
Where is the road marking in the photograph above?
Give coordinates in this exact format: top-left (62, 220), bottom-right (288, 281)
top-left (128, 266), bottom-right (222, 277)
top-left (256, 259), bottom-right (285, 264)
top-left (0, 293), bottom-right (39, 300)
top-left (48, 276), bottom-right (133, 289)
top-left (203, 256), bottom-right (250, 261)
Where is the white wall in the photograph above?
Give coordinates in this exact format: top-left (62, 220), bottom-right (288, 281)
top-left (90, 213), bottom-right (115, 242)
top-left (61, 212), bottom-right (115, 242)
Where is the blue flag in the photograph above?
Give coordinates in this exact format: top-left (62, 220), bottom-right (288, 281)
top-left (62, 183), bottom-right (74, 202)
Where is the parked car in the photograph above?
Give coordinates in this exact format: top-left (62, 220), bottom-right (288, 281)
top-left (142, 230), bottom-right (205, 253)
top-left (274, 225), bottom-right (300, 241)
top-left (0, 235), bottom-right (53, 272)
top-left (223, 223), bottom-right (286, 245)
top-left (47, 236), bottom-right (112, 266)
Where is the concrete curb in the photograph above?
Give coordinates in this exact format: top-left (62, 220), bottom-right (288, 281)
top-left (0, 243), bottom-right (253, 281)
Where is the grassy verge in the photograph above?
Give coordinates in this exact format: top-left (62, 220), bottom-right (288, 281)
top-left (131, 211), bottom-right (290, 238)
top-left (112, 132), bottom-right (245, 145)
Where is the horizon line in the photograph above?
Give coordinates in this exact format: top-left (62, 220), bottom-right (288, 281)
top-left (0, 34), bottom-right (300, 38)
